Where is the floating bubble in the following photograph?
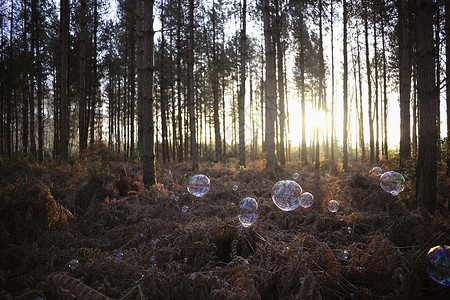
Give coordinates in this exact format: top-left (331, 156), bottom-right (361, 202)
top-left (187, 174), bottom-right (210, 197)
top-left (182, 205), bottom-right (189, 213)
top-left (271, 180), bottom-right (302, 211)
top-left (342, 250), bottom-right (349, 260)
top-left (322, 77), bottom-right (328, 87)
top-left (190, 273), bottom-right (196, 280)
top-left (106, 241), bottom-right (111, 247)
top-left (293, 67), bottom-right (302, 77)
top-left (380, 171), bottom-right (405, 196)
top-left (139, 233), bottom-right (144, 238)
top-left (371, 167), bottom-right (383, 176)
top-left (426, 245), bottom-right (450, 286)
top-left (293, 172), bottom-right (299, 180)
top-left (233, 185), bottom-right (239, 191)
top-left (299, 277), bottom-right (304, 285)
top-left (170, 193), bottom-right (175, 200)
top-left (243, 259), bottom-right (249, 265)
top-left (150, 256), bottom-right (156, 263)
top-left (299, 192), bottom-right (314, 209)
top-left (175, 196), bottom-right (180, 202)
top-left (116, 252), bottom-right (124, 260)
top-left (68, 259), bottom-right (79, 270)
top-left (328, 200), bottom-right (339, 212)
top-left (184, 257), bottom-right (188, 263)
top-left (347, 227), bottom-right (352, 234)
top-left (239, 197), bottom-right (258, 227)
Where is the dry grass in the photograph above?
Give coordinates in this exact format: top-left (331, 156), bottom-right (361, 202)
top-left (0, 146), bottom-right (448, 299)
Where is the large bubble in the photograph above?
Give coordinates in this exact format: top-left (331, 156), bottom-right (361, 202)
top-left (271, 180), bottom-right (302, 211)
top-left (426, 245), bottom-right (450, 286)
top-left (239, 197), bottom-right (258, 227)
top-left (187, 174), bottom-right (210, 197)
top-left (380, 171), bottom-right (405, 196)
top-left (299, 192), bottom-right (314, 208)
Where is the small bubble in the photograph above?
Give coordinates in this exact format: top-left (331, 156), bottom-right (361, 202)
top-left (170, 193), bottom-right (175, 200)
top-left (347, 227), bottom-right (352, 234)
top-left (139, 233), bottom-right (144, 238)
top-left (293, 172), bottom-right (299, 180)
top-left (371, 167), bottom-right (383, 176)
top-left (182, 205), bottom-right (189, 213)
top-left (299, 277), bottom-right (304, 285)
top-left (138, 244), bottom-right (143, 249)
top-left (233, 185), bottom-right (238, 191)
top-left (184, 257), bottom-right (188, 263)
top-left (328, 200), bottom-right (339, 213)
top-left (293, 67), bottom-right (302, 77)
top-left (209, 271), bottom-right (213, 276)
top-left (299, 192), bottom-right (314, 209)
top-left (342, 250), bottom-right (349, 260)
top-left (225, 281), bottom-right (230, 287)
top-left (175, 196), bottom-right (180, 202)
top-left (68, 259), bottom-right (79, 270)
top-left (150, 256), bottom-right (156, 263)
top-left (190, 273), bottom-right (196, 280)
top-left (116, 252), bottom-right (124, 259)
top-left (322, 77), bottom-right (328, 87)
top-left (106, 241), bottom-right (111, 246)
top-left (239, 197), bottom-right (258, 227)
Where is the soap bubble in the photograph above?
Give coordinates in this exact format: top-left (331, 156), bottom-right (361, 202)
top-left (68, 259), bottom-right (79, 270)
top-left (182, 205), bottom-right (189, 213)
top-left (342, 250), bottom-right (349, 260)
top-left (190, 273), bottom-right (196, 280)
top-left (426, 245), bottom-right (450, 286)
top-left (371, 167), bottom-right (383, 176)
top-left (347, 227), bottom-right (352, 234)
top-left (175, 196), bottom-right (180, 202)
top-left (233, 185), bottom-right (239, 191)
top-left (299, 277), bottom-right (304, 285)
top-left (293, 67), bottom-right (302, 77)
top-left (187, 174), bottom-right (210, 197)
top-left (299, 192), bottom-right (314, 208)
top-left (293, 172), bottom-right (299, 180)
top-left (116, 252), bottom-right (124, 259)
top-left (328, 200), bottom-right (339, 212)
top-left (184, 257), bottom-right (188, 263)
top-left (239, 197), bottom-right (258, 227)
top-left (322, 77), bottom-right (328, 87)
top-left (380, 171), bottom-right (405, 196)
top-left (271, 180), bottom-right (302, 211)
top-left (139, 233), bottom-right (144, 238)
top-left (150, 256), bottom-right (156, 263)
top-left (170, 193), bottom-right (175, 200)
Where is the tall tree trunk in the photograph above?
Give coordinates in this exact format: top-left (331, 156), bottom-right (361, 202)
top-left (364, 0), bottom-right (374, 164)
top-left (300, 13), bottom-right (307, 163)
top-left (263, 0), bottom-right (277, 169)
top-left (160, 0), bottom-right (168, 163)
top-left (435, 0), bottom-right (441, 161)
top-left (357, 31), bottom-right (365, 161)
top-left (212, 1), bottom-right (221, 162)
top-left (399, 0), bottom-right (412, 167)
top-left (382, 14), bottom-right (388, 158)
top-left (446, 0), bottom-right (450, 176)
top-left (373, 11), bottom-right (379, 163)
top-left (6, 1), bottom-right (13, 157)
top-left (343, 0), bottom-right (348, 170)
top-left (239, 0), bottom-right (247, 167)
top-left (137, 0), bottom-right (144, 152)
top-left (36, 1), bottom-right (43, 161)
top-left (275, 0), bottom-right (285, 165)
top-left (188, 0), bottom-right (198, 170)
top-left (60, 0), bottom-right (69, 160)
top-left (330, 0), bottom-right (335, 163)
top-left (416, 0), bottom-right (437, 213)
top-left (142, 0), bottom-right (156, 186)
top-left (317, 0), bottom-right (324, 169)
top-left (22, 0), bottom-right (29, 154)
top-left (79, 0), bottom-right (87, 151)
top-left (30, 0), bottom-right (36, 158)
top-left (129, 0), bottom-right (136, 156)
top-left (90, 0), bottom-right (99, 146)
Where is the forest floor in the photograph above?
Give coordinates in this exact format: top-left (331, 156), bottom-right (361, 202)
top-left (0, 143), bottom-right (449, 300)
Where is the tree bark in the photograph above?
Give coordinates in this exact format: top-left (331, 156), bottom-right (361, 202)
top-left (446, 0), bottom-right (450, 176)
top-left (263, 0), bottom-right (277, 169)
top-left (188, 0), bottom-right (198, 170)
top-left (137, 0), bottom-right (144, 152)
top-left (79, 0), bottom-right (87, 151)
top-left (364, 0), bottom-right (374, 164)
top-left (373, 10), bottom-right (379, 163)
top-left (399, 0), bottom-right (412, 167)
top-left (343, 0), bottom-right (348, 170)
top-left (416, 0), bottom-right (437, 213)
top-left (142, 0), bottom-right (156, 186)
top-left (60, 0), bottom-right (69, 160)
top-left (239, 0), bottom-right (247, 167)
top-left (275, 0), bottom-right (285, 166)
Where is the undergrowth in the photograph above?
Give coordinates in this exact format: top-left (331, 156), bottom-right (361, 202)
top-left (0, 145), bottom-right (448, 299)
